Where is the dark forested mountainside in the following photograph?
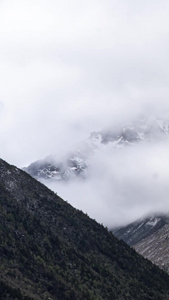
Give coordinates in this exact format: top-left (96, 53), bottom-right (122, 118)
top-left (1, 159), bottom-right (169, 299)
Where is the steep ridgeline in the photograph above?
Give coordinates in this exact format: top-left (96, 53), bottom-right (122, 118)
top-left (24, 115), bottom-right (169, 182)
top-left (112, 214), bottom-right (169, 273)
top-left (0, 160), bottom-right (169, 299)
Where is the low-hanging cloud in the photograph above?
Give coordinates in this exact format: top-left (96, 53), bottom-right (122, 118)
top-left (1, 1), bottom-right (169, 226)
top-left (44, 137), bottom-right (169, 227)
top-left (1, 0), bottom-right (169, 166)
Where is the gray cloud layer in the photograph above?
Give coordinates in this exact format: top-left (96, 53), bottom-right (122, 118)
top-left (0, 0), bottom-right (169, 166)
top-left (1, 0), bottom-right (169, 226)
top-left (45, 139), bottom-right (169, 227)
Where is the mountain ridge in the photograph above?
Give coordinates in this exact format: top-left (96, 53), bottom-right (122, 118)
top-left (112, 214), bottom-right (169, 272)
top-left (24, 115), bottom-right (169, 182)
top-left (112, 214), bottom-right (169, 246)
top-left (1, 158), bottom-right (169, 299)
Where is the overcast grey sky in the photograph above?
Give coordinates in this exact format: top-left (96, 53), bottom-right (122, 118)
top-left (1, 0), bottom-right (169, 167)
top-left (1, 0), bottom-right (169, 226)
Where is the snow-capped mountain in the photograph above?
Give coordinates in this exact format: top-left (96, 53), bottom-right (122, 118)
top-left (23, 153), bottom-right (88, 181)
top-left (92, 115), bottom-right (169, 146)
top-left (24, 115), bottom-right (169, 181)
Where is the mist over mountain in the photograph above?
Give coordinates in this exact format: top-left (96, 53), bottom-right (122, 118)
top-left (24, 114), bottom-right (169, 179)
top-left (1, 0), bottom-right (169, 240)
top-left (2, 2), bottom-right (169, 297)
top-left (24, 114), bottom-right (169, 228)
top-left (1, 0), bottom-right (169, 169)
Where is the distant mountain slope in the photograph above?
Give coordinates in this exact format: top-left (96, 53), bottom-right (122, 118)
top-left (24, 115), bottom-right (169, 182)
top-left (112, 214), bottom-right (169, 272)
top-left (135, 222), bottom-right (169, 273)
top-left (1, 159), bottom-right (169, 299)
top-left (112, 215), bottom-right (169, 246)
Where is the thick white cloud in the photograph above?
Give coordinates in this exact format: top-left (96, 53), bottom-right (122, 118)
top-left (46, 139), bottom-right (169, 227)
top-left (1, 0), bottom-right (169, 225)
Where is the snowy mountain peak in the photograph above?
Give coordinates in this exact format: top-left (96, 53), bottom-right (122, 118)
top-left (24, 115), bottom-right (169, 182)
